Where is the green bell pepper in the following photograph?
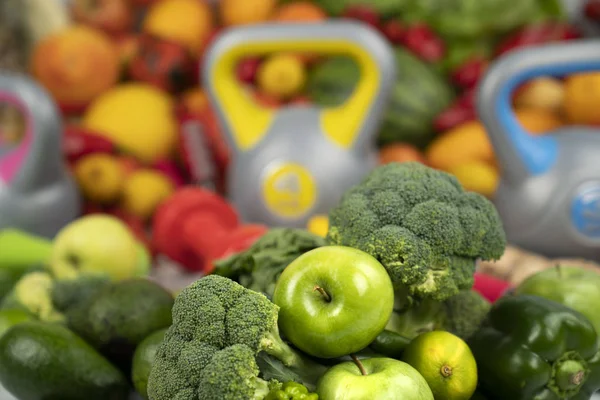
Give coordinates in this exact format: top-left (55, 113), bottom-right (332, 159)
top-left (469, 294), bottom-right (600, 400)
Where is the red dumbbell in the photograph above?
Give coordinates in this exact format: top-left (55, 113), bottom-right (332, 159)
top-left (152, 186), bottom-right (267, 273)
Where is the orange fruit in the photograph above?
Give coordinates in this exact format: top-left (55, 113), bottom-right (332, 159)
top-left (379, 143), bottom-right (426, 165)
top-left (30, 25), bottom-right (120, 108)
top-left (143, 0), bottom-right (214, 55)
top-left (180, 88), bottom-right (209, 115)
top-left (513, 77), bottom-right (564, 115)
top-left (515, 108), bottom-right (564, 135)
top-left (425, 120), bottom-right (494, 171)
top-left (220, 0), bottom-right (277, 26)
top-left (272, 1), bottom-right (327, 22)
top-left (563, 72), bottom-right (600, 125)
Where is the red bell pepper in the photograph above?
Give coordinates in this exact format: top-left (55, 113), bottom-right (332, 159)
top-left (473, 272), bottom-right (512, 303)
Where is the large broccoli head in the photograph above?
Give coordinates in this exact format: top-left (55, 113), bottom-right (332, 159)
top-left (327, 162), bottom-right (506, 302)
top-left (147, 275), bottom-right (325, 400)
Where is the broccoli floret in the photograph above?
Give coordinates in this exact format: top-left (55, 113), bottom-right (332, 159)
top-left (147, 275), bottom-right (327, 400)
top-left (327, 162), bottom-right (506, 302)
top-left (384, 289), bottom-right (491, 341)
top-left (213, 228), bottom-right (326, 299)
top-left (441, 289), bottom-right (491, 340)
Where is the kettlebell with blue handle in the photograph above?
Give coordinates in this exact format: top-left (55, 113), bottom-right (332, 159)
top-left (203, 21), bottom-right (396, 228)
top-left (0, 73), bottom-right (81, 238)
top-left (478, 39), bottom-right (600, 261)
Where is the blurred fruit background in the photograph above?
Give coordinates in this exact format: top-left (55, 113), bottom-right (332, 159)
top-left (2, 0), bottom-right (600, 273)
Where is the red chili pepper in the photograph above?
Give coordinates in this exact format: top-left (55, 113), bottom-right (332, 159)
top-left (495, 22), bottom-right (582, 56)
top-left (63, 125), bottom-right (116, 162)
top-left (451, 57), bottom-right (489, 90)
top-left (341, 5), bottom-right (381, 29)
top-left (433, 102), bottom-right (478, 133)
top-left (402, 23), bottom-right (446, 63)
top-left (381, 20), bottom-right (405, 45)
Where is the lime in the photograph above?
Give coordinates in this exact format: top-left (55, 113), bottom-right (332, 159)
top-left (132, 328), bottom-right (167, 399)
top-left (0, 309), bottom-right (34, 339)
top-left (402, 330), bottom-right (477, 400)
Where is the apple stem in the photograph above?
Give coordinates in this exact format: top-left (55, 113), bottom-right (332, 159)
top-left (313, 285), bottom-right (331, 302)
top-left (441, 365), bottom-right (453, 378)
top-left (351, 354), bottom-right (367, 376)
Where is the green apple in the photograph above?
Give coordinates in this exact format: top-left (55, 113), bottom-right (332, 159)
top-left (50, 215), bottom-right (139, 281)
top-left (515, 265), bottom-right (600, 335)
top-left (317, 357), bottom-right (434, 400)
top-left (272, 245), bottom-right (394, 359)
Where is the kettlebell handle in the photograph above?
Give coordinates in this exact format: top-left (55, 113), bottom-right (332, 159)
top-left (477, 39), bottom-right (600, 183)
top-left (0, 73), bottom-right (64, 191)
top-left (202, 21), bottom-right (396, 153)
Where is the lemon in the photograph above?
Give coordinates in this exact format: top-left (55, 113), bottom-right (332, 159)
top-left (447, 161), bottom-right (499, 198)
top-left (121, 169), bottom-right (175, 221)
top-left (83, 84), bottom-right (178, 164)
top-left (402, 331), bottom-right (478, 400)
top-left (74, 153), bottom-right (124, 204)
top-left (307, 215), bottom-right (328, 237)
top-left (257, 54), bottom-right (306, 99)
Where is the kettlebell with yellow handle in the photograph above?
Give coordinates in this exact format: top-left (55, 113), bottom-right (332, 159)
top-left (203, 21), bottom-right (396, 227)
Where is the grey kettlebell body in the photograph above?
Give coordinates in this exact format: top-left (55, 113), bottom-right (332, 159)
top-left (478, 40), bottom-right (600, 261)
top-left (203, 21), bottom-right (396, 228)
top-left (0, 73), bottom-right (81, 238)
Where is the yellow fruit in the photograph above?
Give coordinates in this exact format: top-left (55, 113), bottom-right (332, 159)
top-left (83, 84), bottom-right (178, 164)
top-left (403, 331), bottom-right (478, 400)
top-left (514, 77), bottom-right (565, 115)
top-left (121, 169), bottom-right (175, 221)
top-left (220, 0), bottom-right (277, 26)
top-left (74, 153), bottom-right (124, 204)
top-left (563, 72), bottom-right (600, 125)
top-left (143, 0), bottom-right (214, 55)
top-left (448, 161), bottom-right (499, 198)
top-left (257, 54), bottom-right (306, 100)
top-left (307, 215), bottom-right (329, 237)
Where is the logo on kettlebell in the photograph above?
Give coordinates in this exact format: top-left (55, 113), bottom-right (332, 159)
top-left (262, 163), bottom-right (317, 219)
top-left (571, 183), bottom-right (600, 240)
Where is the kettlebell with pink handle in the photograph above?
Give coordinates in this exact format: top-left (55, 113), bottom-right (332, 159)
top-left (0, 72), bottom-right (81, 238)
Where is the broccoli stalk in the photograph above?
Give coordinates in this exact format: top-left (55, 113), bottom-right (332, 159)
top-left (147, 275), bottom-right (328, 400)
top-left (384, 289), bottom-right (491, 341)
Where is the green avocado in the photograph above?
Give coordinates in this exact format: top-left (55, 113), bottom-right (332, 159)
top-left (68, 278), bottom-right (174, 374)
top-left (132, 328), bottom-right (167, 399)
top-left (0, 321), bottom-right (129, 400)
top-left (0, 309), bottom-right (34, 339)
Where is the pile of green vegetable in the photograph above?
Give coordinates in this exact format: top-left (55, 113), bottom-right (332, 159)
top-left (3, 162), bottom-right (600, 400)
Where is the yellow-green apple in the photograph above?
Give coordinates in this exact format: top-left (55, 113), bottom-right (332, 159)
top-left (50, 215), bottom-right (139, 281)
